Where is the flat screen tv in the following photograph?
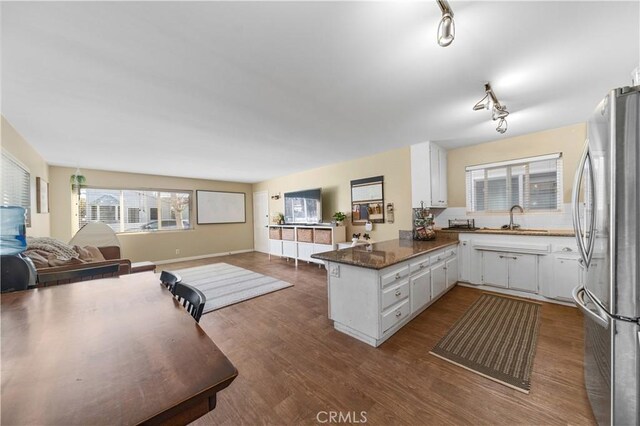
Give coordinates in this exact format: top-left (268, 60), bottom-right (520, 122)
top-left (284, 188), bottom-right (322, 224)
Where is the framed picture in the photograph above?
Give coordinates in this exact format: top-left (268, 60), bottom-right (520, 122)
top-left (36, 177), bottom-right (49, 214)
top-left (351, 176), bottom-right (384, 224)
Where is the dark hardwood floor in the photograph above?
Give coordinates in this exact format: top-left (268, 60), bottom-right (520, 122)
top-left (160, 252), bottom-right (596, 425)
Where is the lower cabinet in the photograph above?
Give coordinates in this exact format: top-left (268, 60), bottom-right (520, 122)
top-left (431, 261), bottom-right (447, 298)
top-left (328, 244), bottom-right (458, 347)
top-left (507, 254), bottom-right (537, 293)
top-left (298, 243), bottom-right (315, 262)
top-left (481, 251), bottom-right (538, 293)
top-left (282, 241), bottom-right (297, 258)
top-left (445, 257), bottom-right (458, 289)
top-left (551, 255), bottom-right (582, 300)
top-left (410, 269), bottom-right (431, 313)
top-left (269, 240), bottom-right (283, 257)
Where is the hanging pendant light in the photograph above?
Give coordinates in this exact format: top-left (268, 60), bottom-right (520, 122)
top-left (473, 94), bottom-right (491, 111)
top-left (436, 0), bottom-right (455, 47)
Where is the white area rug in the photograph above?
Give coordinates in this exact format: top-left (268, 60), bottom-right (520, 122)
top-left (174, 263), bottom-right (293, 313)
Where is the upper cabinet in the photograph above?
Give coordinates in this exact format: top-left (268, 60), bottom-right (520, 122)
top-left (410, 141), bottom-right (448, 208)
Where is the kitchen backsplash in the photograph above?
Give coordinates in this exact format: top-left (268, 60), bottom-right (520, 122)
top-left (433, 203), bottom-right (575, 230)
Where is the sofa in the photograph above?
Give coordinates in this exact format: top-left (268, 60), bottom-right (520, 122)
top-left (22, 237), bottom-right (135, 287)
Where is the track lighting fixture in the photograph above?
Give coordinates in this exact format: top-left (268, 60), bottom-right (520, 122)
top-left (473, 83), bottom-right (510, 134)
top-left (436, 0), bottom-right (455, 47)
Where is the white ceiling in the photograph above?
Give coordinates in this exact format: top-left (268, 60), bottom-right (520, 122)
top-left (2, 1), bottom-right (639, 183)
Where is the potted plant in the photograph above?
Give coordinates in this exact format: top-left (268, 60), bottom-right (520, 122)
top-left (332, 211), bottom-right (347, 226)
top-left (273, 212), bottom-right (285, 225)
top-left (70, 169), bottom-right (86, 191)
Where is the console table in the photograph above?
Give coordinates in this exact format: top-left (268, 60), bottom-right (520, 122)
top-left (268, 224), bottom-right (346, 266)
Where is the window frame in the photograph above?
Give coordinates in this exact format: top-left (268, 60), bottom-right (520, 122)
top-left (78, 186), bottom-right (194, 234)
top-left (465, 153), bottom-right (563, 214)
top-left (1, 150), bottom-right (32, 227)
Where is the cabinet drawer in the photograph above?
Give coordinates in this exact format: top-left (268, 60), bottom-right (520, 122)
top-left (409, 255), bottom-right (430, 274)
top-left (381, 299), bottom-right (411, 333)
top-left (430, 249), bottom-right (446, 264)
top-left (444, 246), bottom-right (457, 258)
top-left (380, 265), bottom-right (410, 288)
top-left (381, 280), bottom-right (410, 311)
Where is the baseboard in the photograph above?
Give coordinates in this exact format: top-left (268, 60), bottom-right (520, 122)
top-left (456, 282), bottom-right (576, 307)
top-left (153, 249), bottom-right (255, 265)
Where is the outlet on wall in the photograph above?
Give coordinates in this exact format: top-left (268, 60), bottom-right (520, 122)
top-left (330, 265), bottom-right (340, 278)
top-left (175, 249), bottom-right (180, 255)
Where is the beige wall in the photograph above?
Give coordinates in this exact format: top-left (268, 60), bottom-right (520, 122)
top-left (1, 116), bottom-right (51, 237)
top-left (447, 123), bottom-right (586, 207)
top-left (253, 147), bottom-right (413, 242)
top-left (49, 166), bottom-right (254, 263)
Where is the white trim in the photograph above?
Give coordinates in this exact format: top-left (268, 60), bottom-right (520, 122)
top-left (0, 148), bottom-right (31, 173)
top-left (153, 249), bottom-right (254, 265)
top-left (465, 152), bottom-right (562, 171)
top-left (456, 282), bottom-right (575, 307)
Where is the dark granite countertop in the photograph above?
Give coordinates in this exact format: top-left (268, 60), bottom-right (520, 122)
top-left (310, 239), bottom-right (459, 270)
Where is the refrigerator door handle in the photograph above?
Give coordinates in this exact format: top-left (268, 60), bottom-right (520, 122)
top-left (583, 150), bottom-right (597, 268)
top-left (572, 142), bottom-right (589, 266)
top-left (572, 286), bottom-right (609, 329)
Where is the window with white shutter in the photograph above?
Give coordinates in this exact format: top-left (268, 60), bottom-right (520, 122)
top-left (465, 153), bottom-right (563, 213)
top-left (1, 151), bottom-right (31, 226)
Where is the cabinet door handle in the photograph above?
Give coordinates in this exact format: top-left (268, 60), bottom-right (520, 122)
top-left (395, 289), bottom-right (401, 297)
top-left (512, 256), bottom-right (518, 260)
top-left (419, 264), bottom-right (425, 269)
top-left (499, 255), bottom-right (504, 259)
top-left (395, 273), bottom-right (401, 279)
top-left (395, 311), bottom-right (402, 318)
top-left (462, 242), bottom-right (467, 246)
top-left (443, 266), bottom-right (447, 270)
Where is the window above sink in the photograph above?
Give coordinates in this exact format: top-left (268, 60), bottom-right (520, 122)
top-left (465, 153), bottom-right (563, 213)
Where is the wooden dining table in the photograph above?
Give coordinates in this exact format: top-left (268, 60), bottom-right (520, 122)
top-left (1, 271), bottom-right (238, 425)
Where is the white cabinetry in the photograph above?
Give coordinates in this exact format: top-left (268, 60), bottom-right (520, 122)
top-left (551, 254), bottom-right (583, 301)
top-left (411, 141), bottom-right (448, 208)
top-left (268, 225), bottom-right (346, 266)
top-left (481, 251), bottom-right (509, 288)
top-left (445, 257), bottom-right (458, 289)
top-left (327, 244), bottom-right (458, 347)
top-left (481, 251), bottom-right (538, 293)
top-left (458, 239), bottom-right (471, 282)
top-left (410, 269), bottom-right (431, 313)
top-left (431, 261), bottom-right (447, 297)
top-left (457, 233), bottom-right (581, 304)
top-left (507, 254), bottom-right (538, 292)
top-left (269, 240), bottom-right (283, 257)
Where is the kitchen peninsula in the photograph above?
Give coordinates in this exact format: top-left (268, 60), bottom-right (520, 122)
top-left (312, 238), bottom-right (458, 347)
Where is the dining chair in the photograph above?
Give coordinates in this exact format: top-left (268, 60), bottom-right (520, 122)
top-left (159, 270), bottom-right (182, 293)
top-left (173, 282), bottom-right (206, 323)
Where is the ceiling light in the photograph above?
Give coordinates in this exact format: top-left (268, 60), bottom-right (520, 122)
top-left (496, 118), bottom-right (508, 134)
top-left (436, 0), bottom-right (455, 47)
top-left (473, 82), bottom-right (511, 134)
top-left (473, 94), bottom-right (490, 111)
top-left (492, 105), bottom-right (509, 120)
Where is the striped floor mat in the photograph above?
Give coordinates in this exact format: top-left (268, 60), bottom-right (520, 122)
top-left (172, 263), bottom-right (293, 313)
top-left (430, 293), bottom-right (542, 393)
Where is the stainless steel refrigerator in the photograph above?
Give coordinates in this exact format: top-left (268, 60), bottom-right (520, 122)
top-left (572, 85), bottom-right (639, 426)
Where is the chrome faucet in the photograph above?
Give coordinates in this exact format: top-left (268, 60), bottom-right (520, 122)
top-left (508, 205), bottom-right (524, 230)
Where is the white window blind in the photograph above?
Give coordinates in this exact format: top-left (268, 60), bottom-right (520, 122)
top-left (1, 151), bottom-right (31, 225)
top-left (465, 153), bottom-right (563, 213)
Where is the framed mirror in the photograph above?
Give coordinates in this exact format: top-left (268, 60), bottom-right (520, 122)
top-left (351, 176), bottom-right (384, 224)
